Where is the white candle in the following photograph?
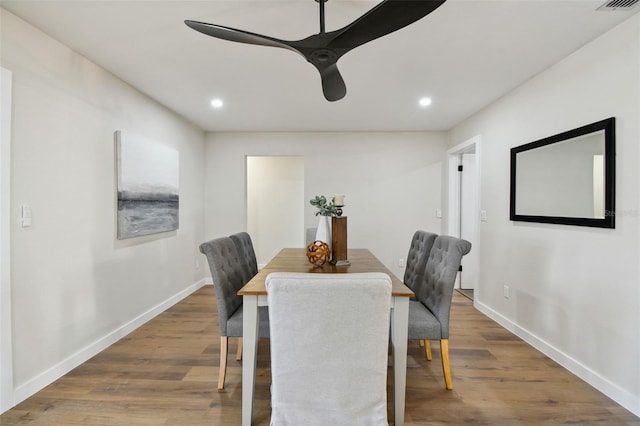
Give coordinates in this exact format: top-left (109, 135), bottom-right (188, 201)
top-left (334, 195), bottom-right (345, 206)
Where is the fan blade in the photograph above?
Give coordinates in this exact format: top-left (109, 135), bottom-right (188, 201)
top-left (328, 0), bottom-right (447, 50)
top-left (186, 19), bottom-right (347, 100)
top-left (317, 63), bottom-right (347, 102)
top-left (184, 20), bottom-right (298, 54)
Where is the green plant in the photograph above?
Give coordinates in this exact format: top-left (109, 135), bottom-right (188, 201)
top-left (310, 195), bottom-right (338, 217)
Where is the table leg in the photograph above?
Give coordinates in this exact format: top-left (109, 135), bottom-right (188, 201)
top-left (391, 296), bottom-right (409, 426)
top-left (242, 295), bottom-right (259, 426)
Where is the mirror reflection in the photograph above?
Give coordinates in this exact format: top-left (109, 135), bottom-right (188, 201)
top-left (514, 131), bottom-right (605, 218)
top-left (510, 117), bottom-right (615, 228)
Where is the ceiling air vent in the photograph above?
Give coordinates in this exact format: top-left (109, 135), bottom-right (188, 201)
top-left (597, 0), bottom-right (639, 10)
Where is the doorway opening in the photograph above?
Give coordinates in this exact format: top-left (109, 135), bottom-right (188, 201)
top-left (447, 136), bottom-right (481, 301)
top-left (246, 156), bottom-right (304, 267)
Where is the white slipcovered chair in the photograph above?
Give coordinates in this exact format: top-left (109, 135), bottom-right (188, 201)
top-left (266, 272), bottom-right (392, 426)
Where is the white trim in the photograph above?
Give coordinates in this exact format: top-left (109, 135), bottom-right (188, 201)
top-left (11, 279), bottom-right (208, 408)
top-left (447, 154), bottom-right (462, 237)
top-left (1, 67), bottom-right (14, 414)
top-left (446, 136), bottom-right (481, 291)
top-left (475, 300), bottom-right (640, 417)
top-left (447, 136), bottom-right (481, 236)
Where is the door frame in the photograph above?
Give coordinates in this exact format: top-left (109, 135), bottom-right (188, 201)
top-left (1, 66), bottom-right (14, 413)
top-left (447, 136), bottom-right (481, 294)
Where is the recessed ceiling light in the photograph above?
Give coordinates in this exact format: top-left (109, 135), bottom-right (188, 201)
top-left (210, 98), bottom-right (224, 109)
top-left (419, 97), bottom-right (432, 107)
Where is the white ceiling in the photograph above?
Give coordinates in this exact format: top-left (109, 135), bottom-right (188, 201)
top-left (2, 0), bottom-right (638, 132)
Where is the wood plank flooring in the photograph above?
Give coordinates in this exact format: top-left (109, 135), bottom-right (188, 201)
top-left (455, 288), bottom-right (474, 301)
top-left (2, 286), bottom-right (638, 425)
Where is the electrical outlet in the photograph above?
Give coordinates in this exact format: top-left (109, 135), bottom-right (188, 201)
top-left (398, 258), bottom-right (405, 268)
top-left (21, 205), bottom-right (32, 227)
top-left (503, 284), bottom-right (510, 299)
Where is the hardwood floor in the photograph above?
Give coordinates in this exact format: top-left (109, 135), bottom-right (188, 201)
top-left (455, 288), bottom-right (474, 301)
top-left (2, 286), bottom-right (638, 425)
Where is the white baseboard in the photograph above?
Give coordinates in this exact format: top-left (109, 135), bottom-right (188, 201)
top-left (12, 278), bottom-right (208, 408)
top-left (474, 300), bottom-right (640, 418)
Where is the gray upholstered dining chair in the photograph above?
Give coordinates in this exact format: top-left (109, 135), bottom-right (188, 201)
top-left (408, 235), bottom-right (471, 390)
top-left (229, 232), bottom-right (260, 360)
top-left (229, 231), bottom-right (259, 284)
top-left (403, 230), bottom-right (438, 357)
top-left (199, 237), bottom-right (270, 390)
top-left (403, 230), bottom-right (438, 294)
top-left (266, 272), bottom-right (392, 426)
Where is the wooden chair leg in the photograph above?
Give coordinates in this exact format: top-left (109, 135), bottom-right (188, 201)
top-left (236, 337), bottom-right (243, 361)
top-left (422, 340), bottom-right (432, 361)
top-left (218, 336), bottom-right (228, 390)
top-left (440, 339), bottom-right (453, 390)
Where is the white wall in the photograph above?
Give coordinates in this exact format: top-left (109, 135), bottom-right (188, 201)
top-left (449, 13), bottom-right (640, 415)
top-left (205, 132), bottom-right (447, 277)
top-left (0, 9), bottom-right (206, 407)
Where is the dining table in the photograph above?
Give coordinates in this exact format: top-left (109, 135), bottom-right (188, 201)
top-left (238, 248), bottom-right (415, 426)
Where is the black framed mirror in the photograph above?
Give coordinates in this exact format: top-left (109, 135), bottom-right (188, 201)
top-left (510, 117), bottom-right (615, 228)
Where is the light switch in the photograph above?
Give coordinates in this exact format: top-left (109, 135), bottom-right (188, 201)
top-left (21, 205), bottom-right (32, 227)
top-left (480, 210), bottom-right (487, 221)
top-left (435, 209), bottom-right (442, 219)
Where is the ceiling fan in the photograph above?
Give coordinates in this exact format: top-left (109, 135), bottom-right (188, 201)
top-left (185, 0), bottom-right (447, 102)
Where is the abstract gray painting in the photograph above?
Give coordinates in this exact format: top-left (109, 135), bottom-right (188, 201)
top-left (115, 131), bottom-right (179, 239)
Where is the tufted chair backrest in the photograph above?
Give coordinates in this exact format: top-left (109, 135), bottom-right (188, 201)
top-left (403, 230), bottom-right (437, 293)
top-left (416, 235), bottom-right (471, 338)
top-left (199, 237), bottom-right (246, 336)
top-left (230, 232), bottom-right (259, 284)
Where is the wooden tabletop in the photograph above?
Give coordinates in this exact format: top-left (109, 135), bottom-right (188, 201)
top-left (238, 248), bottom-right (414, 297)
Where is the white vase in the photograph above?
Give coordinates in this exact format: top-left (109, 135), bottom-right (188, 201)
top-left (315, 216), bottom-right (332, 251)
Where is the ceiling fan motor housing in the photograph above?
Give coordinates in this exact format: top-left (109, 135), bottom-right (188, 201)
top-left (308, 49), bottom-right (338, 65)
